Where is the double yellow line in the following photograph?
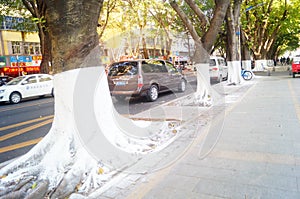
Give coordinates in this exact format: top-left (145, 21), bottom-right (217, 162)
top-left (0, 115), bottom-right (53, 153)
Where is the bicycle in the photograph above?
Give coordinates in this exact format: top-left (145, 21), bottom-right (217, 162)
top-left (241, 69), bottom-right (253, 80)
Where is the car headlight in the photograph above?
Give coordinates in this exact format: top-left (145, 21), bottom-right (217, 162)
top-left (0, 89), bottom-right (5, 94)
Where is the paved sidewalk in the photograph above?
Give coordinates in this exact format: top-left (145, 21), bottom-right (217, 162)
top-left (94, 74), bottom-right (300, 199)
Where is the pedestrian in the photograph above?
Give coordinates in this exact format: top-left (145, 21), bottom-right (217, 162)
top-left (287, 57), bottom-right (290, 65)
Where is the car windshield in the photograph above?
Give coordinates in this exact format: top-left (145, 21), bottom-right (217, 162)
top-left (108, 62), bottom-right (138, 76)
top-left (6, 76), bottom-right (26, 85)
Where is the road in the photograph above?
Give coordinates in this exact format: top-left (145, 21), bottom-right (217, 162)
top-left (0, 97), bottom-right (54, 163)
top-left (0, 74), bottom-right (197, 164)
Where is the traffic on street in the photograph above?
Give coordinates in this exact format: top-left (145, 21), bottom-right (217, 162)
top-left (0, 71), bottom-right (197, 164)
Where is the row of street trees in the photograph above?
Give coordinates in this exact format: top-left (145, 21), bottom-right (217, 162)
top-left (0, 0), bottom-right (299, 198)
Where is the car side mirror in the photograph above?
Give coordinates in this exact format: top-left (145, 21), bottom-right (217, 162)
top-left (22, 81), bottom-right (28, 85)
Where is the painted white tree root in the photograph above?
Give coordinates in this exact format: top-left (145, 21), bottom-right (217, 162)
top-left (193, 63), bottom-right (213, 106)
top-left (227, 61), bottom-right (243, 85)
top-left (0, 67), bottom-right (182, 198)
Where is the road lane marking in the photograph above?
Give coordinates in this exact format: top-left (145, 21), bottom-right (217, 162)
top-left (0, 137), bottom-right (43, 153)
top-left (0, 115), bottom-right (54, 131)
top-left (0, 119), bottom-right (53, 142)
top-left (0, 98), bottom-right (53, 113)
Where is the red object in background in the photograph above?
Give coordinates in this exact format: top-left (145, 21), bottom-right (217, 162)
top-left (0, 66), bottom-right (40, 77)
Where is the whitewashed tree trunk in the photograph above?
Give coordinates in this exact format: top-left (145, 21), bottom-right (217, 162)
top-left (253, 59), bottom-right (268, 71)
top-left (194, 63), bottom-right (212, 106)
top-left (0, 69), bottom-right (105, 198)
top-left (242, 60), bottom-right (252, 71)
top-left (227, 61), bottom-right (243, 85)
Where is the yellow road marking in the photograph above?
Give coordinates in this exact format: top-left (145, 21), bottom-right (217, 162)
top-left (0, 98), bottom-right (53, 113)
top-left (0, 137), bottom-right (43, 153)
top-left (0, 118), bottom-right (53, 142)
top-left (0, 115), bottom-right (54, 131)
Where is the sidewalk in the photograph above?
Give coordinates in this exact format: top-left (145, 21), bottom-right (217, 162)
top-left (93, 74), bottom-right (300, 199)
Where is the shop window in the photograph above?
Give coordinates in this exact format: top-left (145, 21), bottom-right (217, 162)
top-left (12, 41), bottom-right (21, 54)
top-left (23, 42), bottom-right (30, 54)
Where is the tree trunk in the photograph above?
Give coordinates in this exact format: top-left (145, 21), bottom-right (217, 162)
top-left (169, 0), bottom-right (229, 105)
top-left (0, 0), bottom-right (105, 198)
top-left (39, 25), bottom-right (52, 74)
top-left (225, 0), bottom-right (243, 85)
top-left (45, 0), bottom-right (103, 73)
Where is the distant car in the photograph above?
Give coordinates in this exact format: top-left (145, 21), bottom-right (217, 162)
top-left (107, 59), bottom-right (187, 102)
top-left (0, 74), bottom-right (53, 104)
top-left (193, 56), bottom-right (228, 82)
top-left (292, 55), bottom-right (300, 78)
top-left (0, 76), bottom-right (13, 86)
top-left (209, 56), bottom-right (228, 82)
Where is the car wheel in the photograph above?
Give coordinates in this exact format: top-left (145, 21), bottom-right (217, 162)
top-left (115, 95), bottom-right (126, 101)
top-left (293, 73), bottom-right (296, 78)
top-left (178, 79), bottom-right (186, 92)
top-left (51, 88), bottom-right (54, 97)
top-left (147, 84), bottom-right (159, 102)
top-left (9, 92), bottom-right (21, 104)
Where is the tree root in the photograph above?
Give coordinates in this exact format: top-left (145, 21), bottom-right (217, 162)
top-left (0, 178), bottom-right (32, 199)
top-left (25, 179), bottom-right (49, 199)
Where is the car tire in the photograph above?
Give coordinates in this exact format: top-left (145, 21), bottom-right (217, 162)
top-left (9, 92), bottom-right (21, 104)
top-left (178, 79), bottom-right (186, 92)
top-left (147, 84), bottom-right (159, 102)
top-left (293, 73), bottom-right (295, 78)
top-left (51, 88), bottom-right (54, 97)
top-left (115, 95), bottom-right (126, 101)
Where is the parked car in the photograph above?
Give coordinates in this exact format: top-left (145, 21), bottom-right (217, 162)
top-left (209, 56), bottom-right (228, 82)
top-left (0, 74), bottom-right (53, 104)
top-left (106, 59), bottom-right (187, 102)
top-left (0, 76), bottom-right (13, 86)
top-left (292, 55), bottom-right (300, 78)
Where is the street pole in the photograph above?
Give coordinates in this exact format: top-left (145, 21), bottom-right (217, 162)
top-left (17, 54), bottom-right (20, 77)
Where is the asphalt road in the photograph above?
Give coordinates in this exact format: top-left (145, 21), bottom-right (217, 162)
top-left (0, 75), bottom-right (198, 164)
top-left (0, 97), bottom-right (54, 164)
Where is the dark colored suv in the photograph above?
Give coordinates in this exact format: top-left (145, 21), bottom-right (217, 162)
top-left (107, 59), bottom-right (187, 101)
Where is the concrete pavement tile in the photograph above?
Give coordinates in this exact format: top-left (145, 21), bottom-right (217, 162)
top-left (215, 133), bottom-right (295, 155)
top-left (192, 177), bottom-right (300, 199)
top-left (171, 160), bottom-right (298, 192)
top-left (157, 174), bottom-right (200, 192)
top-left (192, 177), bottom-right (265, 198)
top-left (144, 186), bottom-right (229, 199)
top-left (184, 156), bottom-right (299, 178)
top-left (101, 187), bottom-right (122, 198)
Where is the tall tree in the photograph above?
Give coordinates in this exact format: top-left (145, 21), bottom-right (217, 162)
top-left (169, 0), bottom-right (230, 105)
top-left (242, 0), bottom-right (289, 60)
top-left (225, 0), bottom-right (243, 85)
top-left (0, 1), bottom-right (105, 198)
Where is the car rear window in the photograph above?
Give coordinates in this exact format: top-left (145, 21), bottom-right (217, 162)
top-left (108, 62), bottom-right (138, 76)
top-left (209, 59), bottom-right (216, 66)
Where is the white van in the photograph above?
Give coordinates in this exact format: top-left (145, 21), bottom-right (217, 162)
top-left (209, 56), bottom-right (228, 82)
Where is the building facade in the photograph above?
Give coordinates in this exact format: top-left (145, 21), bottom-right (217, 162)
top-left (0, 16), bottom-right (41, 76)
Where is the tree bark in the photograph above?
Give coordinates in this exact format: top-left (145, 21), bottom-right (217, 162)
top-left (44, 0), bottom-right (104, 73)
top-left (169, 0), bottom-right (229, 105)
top-left (225, 0), bottom-right (243, 85)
